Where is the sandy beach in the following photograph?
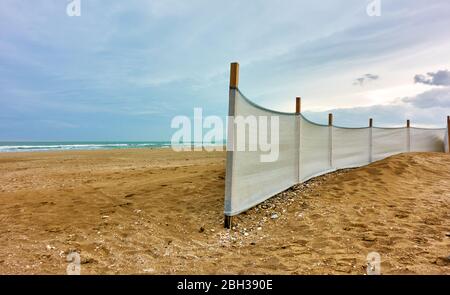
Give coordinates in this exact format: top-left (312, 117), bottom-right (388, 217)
top-left (0, 149), bottom-right (449, 274)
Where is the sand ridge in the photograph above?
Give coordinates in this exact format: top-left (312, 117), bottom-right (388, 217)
top-left (0, 149), bottom-right (449, 274)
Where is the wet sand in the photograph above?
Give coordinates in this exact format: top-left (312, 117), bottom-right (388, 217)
top-left (0, 149), bottom-right (449, 274)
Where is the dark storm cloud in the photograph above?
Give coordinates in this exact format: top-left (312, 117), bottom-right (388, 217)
top-left (414, 70), bottom-right (450, 86)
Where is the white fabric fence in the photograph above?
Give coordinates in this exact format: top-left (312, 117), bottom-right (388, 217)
top-left (224, 88), bottom-right (447, 216)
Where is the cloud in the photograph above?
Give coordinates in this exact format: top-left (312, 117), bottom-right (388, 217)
top-left (303, 86), bottom-right (450, 128)
top-left (2, 1), bottom-right (450, 140)
top-left (304, 101), bottom-right (448, 128)
top-left (414, 70), bottom-right (450, 86)
top-left (304, 103), bottom-right (404, 127)
top-left (402, 87), bottom-right (450, 108)
top-left (353, 74), bottom-right (379, 86)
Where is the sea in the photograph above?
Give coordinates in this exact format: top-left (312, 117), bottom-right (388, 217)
top-left (0, 141), bottom-right (173, 153)
top-left (0, 141), bottom-right (225, 153)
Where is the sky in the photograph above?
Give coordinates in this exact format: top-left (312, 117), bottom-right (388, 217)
top-left (1, 0), bottom-right (450, 141)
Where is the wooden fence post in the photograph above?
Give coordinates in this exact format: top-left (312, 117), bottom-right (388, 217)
top-left (295, 97), bottom-right (301, 182)
top-left (224, 215), bottom-right (233, 229)
top-left (230, 62), bottom-right (239, 89)
top-left (224, 62), bottom-right (239, 229)
top-left (369, 118), bottom-right (373, 162)
top-left (296, 97), bottom-right (301, 114)
top-left (447, 116), bottom-right (450, 153)
top-left (406, 119), bottom-right (411, 152)
top-left (328, 113), bottom-right (333, 167)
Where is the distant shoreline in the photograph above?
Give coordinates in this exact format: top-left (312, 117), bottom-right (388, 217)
top-left (0, 142), bottom-right (225, 153)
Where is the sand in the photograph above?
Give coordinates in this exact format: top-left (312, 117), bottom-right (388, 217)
top-left (0, 149), bottom-right (449, 274)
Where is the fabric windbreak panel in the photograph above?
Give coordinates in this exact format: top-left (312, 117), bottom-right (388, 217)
top-left (333, 127), bottom-right (370, 169)
top-left (445, 129), bottom-right (449, 153)
top-left (224, 89), bottom-right (448, 217)
top-left (410, 128), bottom-right (446, 152)
top-left (372, 128), bottom-right (407, 161)
top-left (299, 117), bottom-right (331, 181)
top-left (225, 89), bottom-right (298, 216)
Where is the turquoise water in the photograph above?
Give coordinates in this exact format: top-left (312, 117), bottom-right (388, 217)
top-left (0, 141), bottom-right (173, 152)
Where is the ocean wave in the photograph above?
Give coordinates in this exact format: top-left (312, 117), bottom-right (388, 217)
top-left (0, 142), bottom-right (174, 152)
